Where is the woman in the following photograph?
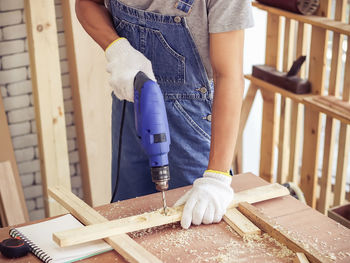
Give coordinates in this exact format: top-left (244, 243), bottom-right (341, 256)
top-left (76, 0), bottom-right (253, 229)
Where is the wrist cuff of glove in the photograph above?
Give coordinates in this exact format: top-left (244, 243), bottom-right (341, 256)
top-left (105, 37), bottom-right (128, 59)
top-left (204, 170), bottom-right (232, 185)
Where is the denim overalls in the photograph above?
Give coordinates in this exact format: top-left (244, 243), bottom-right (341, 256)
top-left (110, 0), bottom-right (214, 201)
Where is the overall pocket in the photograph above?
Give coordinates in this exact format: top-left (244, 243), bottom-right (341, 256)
top-left (150, 29), bottom-right (186, 85)
top-left (173, 100), bottom-right (211, 142)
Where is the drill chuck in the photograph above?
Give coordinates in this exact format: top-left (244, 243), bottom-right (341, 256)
top-left (151, 166), bottom-right (170, 191)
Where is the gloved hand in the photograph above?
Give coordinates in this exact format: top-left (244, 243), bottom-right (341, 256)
top-left (174, 170), bottom-right (234, 229)
top-left (105, 38), bottom-right (156, 102)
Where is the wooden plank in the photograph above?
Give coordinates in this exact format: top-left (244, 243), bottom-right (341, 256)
top-left (52, 183), bottom-right (289, 247)
top-left (252, 1), bottom-right (350, 36)
top-left (300, 0), bottom-right (331, 207)
top-left (0, 96), bottom-right (28, 224)
top-left (0, 161), bottom-right (27, 226)
top-left (259, 13), bottom-right (281, 182)
top-left (25, 0), bottom-right (71, 217)
top-left (223, 208), bottom-right (261, 237)
top-left (294, 253), bottom-right (310, 263)
top-left (61, 0), bottom-right (111, 206)
top-left (318, 0), bottom-right (347, 214)
top-left (48, 186), bottom-right (162, 263)
top-left (238, 202), bottom-right (332, 263)
top-left (277, 18), bottom-right (295, 184)
top-left (233, 84), bottom-right (258, 174)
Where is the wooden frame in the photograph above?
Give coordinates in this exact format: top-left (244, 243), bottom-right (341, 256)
top-left (240, 0), bottom-right (350, 211)
top-left (50, 183), bottom-right (289, 248)
top-left (25, 0), bottom-right (71, 217)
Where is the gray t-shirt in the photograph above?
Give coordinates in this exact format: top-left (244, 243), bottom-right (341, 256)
top-left (106, 0), bottom-right (254, 79)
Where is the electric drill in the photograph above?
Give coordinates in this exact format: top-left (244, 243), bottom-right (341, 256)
top-left (134, 71), bottom-right (171, 213)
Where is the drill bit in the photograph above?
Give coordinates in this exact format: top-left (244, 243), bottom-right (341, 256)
top-left (162, 191), bottom-right (167, 215)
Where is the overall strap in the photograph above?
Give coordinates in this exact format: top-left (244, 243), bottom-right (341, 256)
top-left (175, 0), bottom-right (195, 14)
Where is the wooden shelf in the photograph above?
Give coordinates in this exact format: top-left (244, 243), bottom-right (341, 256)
top-left (244, 74), bottom-right (350, 125)
top-left (253, 1), bottom-right (350, 36)
top-left (245, 75), bottom-right (310, 103)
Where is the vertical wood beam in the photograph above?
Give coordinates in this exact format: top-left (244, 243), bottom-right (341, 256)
top-left (277, 18), bottom-right (295, 184)
top-left (319, 0), bottom-right (347, 213)
top-left (61, 0), bottom-right (111, 206)
top-left (300, 0), bottom-right (331, 207)
top-left (260, 13), bottom-right (281, 182)
top-left (288, 22), bottom-right (309, 184)
top-left (0, 96), bottom-right (28, 223)
top-left (25, 0), bottom-right (71, 216)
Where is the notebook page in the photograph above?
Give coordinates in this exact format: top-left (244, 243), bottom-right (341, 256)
top-left (12, 214), bottom-right (112, 263)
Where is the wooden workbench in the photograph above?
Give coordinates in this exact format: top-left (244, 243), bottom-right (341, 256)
top-left (1, 173), bottom-right (349, 262)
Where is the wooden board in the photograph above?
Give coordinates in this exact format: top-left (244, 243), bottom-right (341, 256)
top-left (24, 0), bottom-right (71, 217)
top-left (52, 183), bottom-right (288, 247)
top-left (0, 96), bottom-right (28, 224)
top-left (238, 202), bottom-right (332, 263)
top-left (0, 161), bottom-right (27, 226)
top-left (61, 0), bottom-right (111, 207)
top-left (223, 208), bottom-right (261, 237)
top-left (48, 186), bottom-right (161, 263)
top-left (1, 173), bottom-right (350, 263)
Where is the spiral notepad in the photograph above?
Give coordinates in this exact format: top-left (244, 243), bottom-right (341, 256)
top-left (9, 214), bottom-right (112, 263)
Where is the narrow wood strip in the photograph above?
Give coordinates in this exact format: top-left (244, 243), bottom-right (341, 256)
top-left (48, 186), bottom-right (162, 263)
top-left (295, 252), bottom-right (310, 263)
top-left (277, 18), bottom-right (294, 184)
top-left (238, 202), bottom-right (332, 263)
top-left (288, 22), bottom-right (309, 183)
top-left (52, 183), bottom-right (289, 247)
top-left (259, 13), bottom-right (281, 182)
top-left (223, 208), bottom-right (261, 237)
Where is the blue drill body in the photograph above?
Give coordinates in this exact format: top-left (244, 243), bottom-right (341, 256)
top-left (134, 72), bottom-right (171, 192)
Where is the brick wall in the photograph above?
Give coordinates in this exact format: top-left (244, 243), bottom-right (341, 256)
top-left (0, 0), bottom-right (83, 221)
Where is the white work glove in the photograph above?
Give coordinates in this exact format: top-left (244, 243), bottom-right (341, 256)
top-left (105, 38), bottom-right (156, 102)
top-left (174, 170), bottom-right (234, 229)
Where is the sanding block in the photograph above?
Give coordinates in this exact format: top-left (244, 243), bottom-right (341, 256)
top-left (252, 56), bottom-right (311, 94)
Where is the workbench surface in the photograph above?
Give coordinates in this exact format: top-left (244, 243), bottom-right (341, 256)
top-left (1, 173), bottom-right (349, 262)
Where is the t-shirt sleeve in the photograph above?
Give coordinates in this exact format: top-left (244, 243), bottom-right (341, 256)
top-left (207, 0), bottom-right (254, 33)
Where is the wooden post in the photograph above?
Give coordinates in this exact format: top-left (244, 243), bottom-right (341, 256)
top-left (260, 13), bottom-right (281, 182)
top-left (25, 0), bottom-right (71, 217)
top-left (300, 0), bottom-right (331, 207)
top-left (61, 0), bottom-right (111, 207)
top-left (277, 18), bottom-right (295, 184)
